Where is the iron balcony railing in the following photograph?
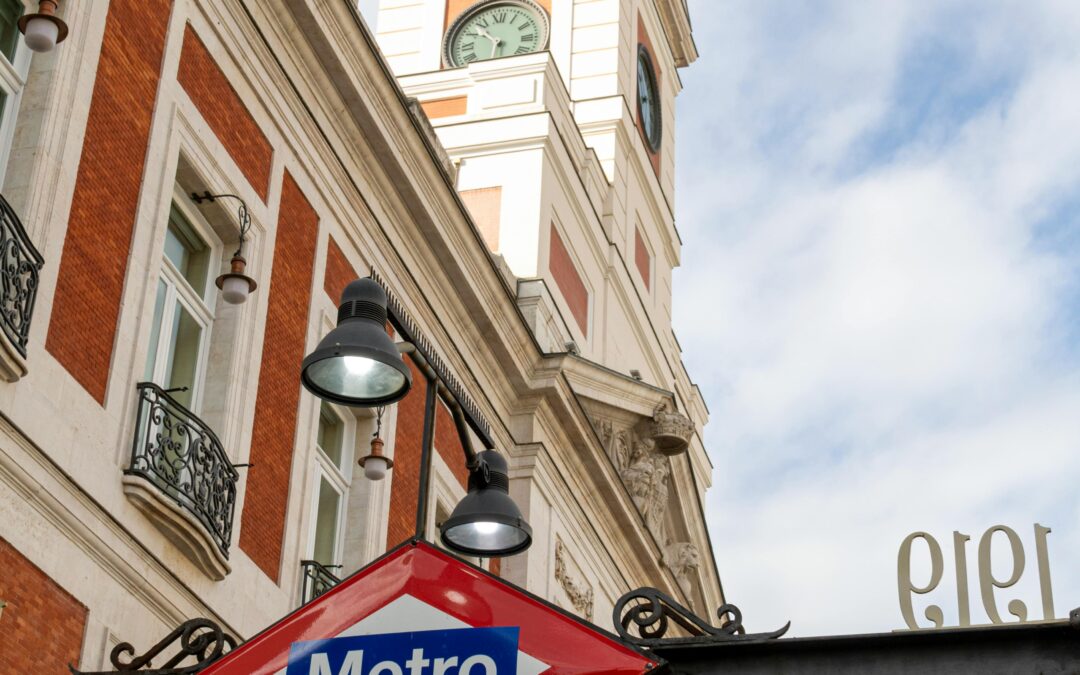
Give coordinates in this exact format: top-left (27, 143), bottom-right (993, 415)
top-left (127, 382), bottom-right (239, 557)
top-left (0, 192), bottom-right (44, 358)
top-left (300, 560), bottom-right (341, 605)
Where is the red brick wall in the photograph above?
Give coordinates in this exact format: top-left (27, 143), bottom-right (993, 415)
top-left (239, 171), bottom-right (319, 582)
top-left (46, 0), bottom-right (175, 404)
top-left (636, 14), bottom-right (662, 178)
top-left (634, 226), bottom-right (651, 290)
top-left (434, 399), bottom-right (469, 490)
top-left (386, 358), bottom-right (428, 549)
top-left (177, 25), bottom-right (273, 201)
top-left (0, 537), bottom-right (88, 673)
top-left (323, 236), bottom-right (356, 303)
top-left (548, 225), bottom-right (589, 336)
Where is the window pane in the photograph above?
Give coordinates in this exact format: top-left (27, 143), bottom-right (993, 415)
top-left (143, 280), bottom-right (168, 381)
top-left (313, 476), bottom-right (341, 566)
top-left (317, 404), bottom-right (344, 469)
top-left (165, 206), bottom-right (210, 297)
top-left (163, 300), bottom-right (203, 408)
top-left (0, 0), bottom-right (21, 63)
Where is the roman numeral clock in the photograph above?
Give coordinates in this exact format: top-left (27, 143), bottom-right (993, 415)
top-left (443, 0), bottom-right (550, 67)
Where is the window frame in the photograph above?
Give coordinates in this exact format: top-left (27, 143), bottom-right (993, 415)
top-left (0, 0), bottom-right (32, 186)
top-left (143, 187), bottom-right (221, 412)
top-left (305, 403), bottom-right (356, 569)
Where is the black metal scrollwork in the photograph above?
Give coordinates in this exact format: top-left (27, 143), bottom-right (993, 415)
top-left (300, 560), bottom-right (341, 605)
top-left (70, 618), bottom-right (238, 674)
top-left (0, 192), bottom-right (44, 358)
top-left (127, 383), bottom-right (239, 557)
top-left (613, 587), bottom-right (790, 647)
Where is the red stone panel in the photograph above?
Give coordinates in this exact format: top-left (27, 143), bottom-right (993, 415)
top-left (239, 171), bottom-right (319, 582)
top-left (323, 236), bottom-right (357, 303)
top-left (635, 226), bottom-right (651, 290)
top-left (434, 398), bottom-right (469, 490)
top-left (420, 96), bottom-right (468, 119)
top-left (177, 25), bottom-right (273, 201)
top-left (386, 358), bottom-right (428, 549)
top-left (444, 0), bottom-right (551, 33)
top-left (459, 186), bottom-right (501, 251)
top-left (548, 225), bottom-right (589, 336)
top-left (45, 0), bottom-right (174, 404)
top-left (0, 537), bottom-right (88, 673)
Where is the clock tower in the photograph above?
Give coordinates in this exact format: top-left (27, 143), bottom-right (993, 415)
top-left (373, 0), bottom-right (717, 619)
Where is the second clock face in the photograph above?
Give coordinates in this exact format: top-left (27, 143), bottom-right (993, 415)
top-left (445, 1), bottom-right (549, 68)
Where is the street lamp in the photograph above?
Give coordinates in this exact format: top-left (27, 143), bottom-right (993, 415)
top-left (18, 0), bottom-right (68, 53)
top-left (300, 276), bottom-right (532, 557)
top-left (440, 450), bottom-right (532, 557)
top-left (191, 191), bottom-right (259, 305)
top-left (300, 278), bottom-right (412, 406)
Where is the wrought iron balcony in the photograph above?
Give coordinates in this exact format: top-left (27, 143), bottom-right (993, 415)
top-left (0, 192), bottom-right (43, 380)
top-left (300, 560), bottom-right (341, 605)
top-left (124, 382), bottom-right (238, 580)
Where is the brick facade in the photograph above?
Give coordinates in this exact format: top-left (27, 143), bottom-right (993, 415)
top-left (323, 236), bottom-right (356, 303)
top-left (548, 225), bottom-right (589, 336)
top-left (386, 358), bottom-right (428, 548)
top-left (46, 0), bottom-right (175, 404)
top-left (177, 25), bottom-right (273, 201)
top-left (0, 537), bottom-right (88, 673)
top-left (434, 398), bottom-right (469, 489)
top-left (239, 171), bottom-right (319, 582)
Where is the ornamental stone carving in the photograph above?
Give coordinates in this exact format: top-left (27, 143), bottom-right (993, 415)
top-left (664, 542), bottom-right (701, 597)
top-left (649, 401), bottom-right (693, 456)
top-left (620, 441), bottom-right (671, 542)
top-left (554, 539), bottom-right (594, 620)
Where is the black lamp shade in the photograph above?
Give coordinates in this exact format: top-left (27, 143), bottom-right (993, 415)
top-left (301, 278), bottom-right (412, 406)
top-left (440, 451), bottom-right (532, 557)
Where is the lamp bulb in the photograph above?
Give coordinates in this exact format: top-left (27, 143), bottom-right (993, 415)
top-left (24, 17), bottom-right (59, 53)
top-left (344, 356), bottom-right (375, 376)
top-left (220, 276), bottom-right (251, 304)
top-left (363, 456), bottom-right (388, 481)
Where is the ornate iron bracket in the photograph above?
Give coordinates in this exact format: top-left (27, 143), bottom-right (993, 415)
top-left (70, 618), bottom-right (238, 674)
top-left (613, 587), bottom-right (790, 647)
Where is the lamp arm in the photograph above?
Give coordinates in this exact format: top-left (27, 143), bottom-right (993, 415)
top-left (190, 191), bottom-right (252, 257)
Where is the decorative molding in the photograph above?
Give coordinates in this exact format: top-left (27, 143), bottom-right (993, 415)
top-left (554, 538), bottom-right (594, 621)
top-left (663, 541), bottom-right (700, 598)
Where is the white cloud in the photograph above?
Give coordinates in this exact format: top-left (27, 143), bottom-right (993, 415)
top-left (675, 0), bottom-right (1080, 635)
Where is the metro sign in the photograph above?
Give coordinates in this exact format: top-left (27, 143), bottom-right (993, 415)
top-left (203, 540), bottom-right (660, 675)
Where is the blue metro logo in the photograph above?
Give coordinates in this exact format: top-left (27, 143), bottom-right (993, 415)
top-left (286, 627), bottom-right (520, 675)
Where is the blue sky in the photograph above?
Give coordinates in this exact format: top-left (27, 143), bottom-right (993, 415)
top-left (357, 0), bottom-right (1080, 636)
top-left (673, 0), bottom-right (1080, 635)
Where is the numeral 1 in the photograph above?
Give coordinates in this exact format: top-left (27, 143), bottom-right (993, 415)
top-left (953, 531), bottom-right (971, 626)
top-left (1034, 523), bottom-right (1055, 619)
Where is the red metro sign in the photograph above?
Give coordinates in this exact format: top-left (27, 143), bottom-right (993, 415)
top-left (203, 541), bottom-right (660, 675)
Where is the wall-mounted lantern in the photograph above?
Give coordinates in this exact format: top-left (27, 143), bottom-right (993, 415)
top-left (18, 0), bottom-right (69, 53)
top-left (358, 406), bottom-right (393, 481)
top-left (191, 191), bottom-right (258, 305)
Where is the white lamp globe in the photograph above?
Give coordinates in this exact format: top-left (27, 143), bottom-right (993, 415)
top-left (363, 455), bottom-right (389, 481)
top-left (23, 17), bottom-right (59, 52)
top-left (220, 275), bottom-right (251, 304)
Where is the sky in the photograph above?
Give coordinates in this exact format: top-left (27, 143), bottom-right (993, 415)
top-left (672, 0), bottom-right (1080, 636)
top-left (356, 0), bottom-right (1080, 637)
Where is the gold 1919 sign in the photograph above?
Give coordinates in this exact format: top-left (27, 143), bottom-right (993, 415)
top-left (898, 524), bottom-right (1055, 630)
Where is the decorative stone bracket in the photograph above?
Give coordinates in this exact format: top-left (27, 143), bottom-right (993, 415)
top-left (554, 539), bottom-right (594, 621)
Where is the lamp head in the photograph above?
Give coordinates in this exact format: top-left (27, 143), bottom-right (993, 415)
top-left (301, 278), bottom-right (411, 407)
top-left (440, 450), bottom-right (532, 557)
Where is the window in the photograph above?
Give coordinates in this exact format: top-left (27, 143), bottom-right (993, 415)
top-left (0, 0), bottom-right (31, 185)
top-left (308, 403), bottom-right (352, 568)
top-left (144, 198), bottom-right (218, 410)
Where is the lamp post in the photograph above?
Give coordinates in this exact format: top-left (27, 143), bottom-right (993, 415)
top-left (301, 277), bottom-right (532, 558)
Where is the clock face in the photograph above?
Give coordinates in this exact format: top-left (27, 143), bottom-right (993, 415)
top-left (444, 0), bottom-right (550, 68)
top-left (637, 46), bottom-right (662, 151)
